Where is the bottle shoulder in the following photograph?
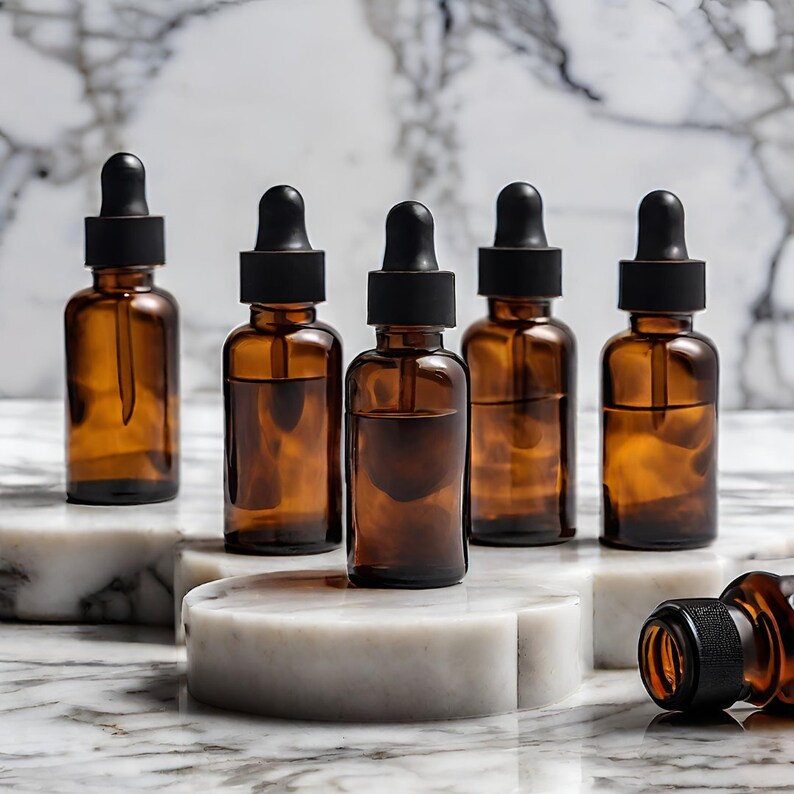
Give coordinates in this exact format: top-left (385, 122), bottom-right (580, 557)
top-left (348, 346), bottom-right (467, 375)
top-left (463, 315), bottom-right (575, 352)
top-left (224, 318), bottom-right (341, 353)
top-left (346, 346), bottom-right (468, 414)
top-left (65, 284), bottom-right (178, 321)
top-left (602, 327), bottom-right (718, 364)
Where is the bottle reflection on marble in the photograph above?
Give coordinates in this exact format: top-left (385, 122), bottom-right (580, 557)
top-left (639, 571), bottom-right (794, 714)
top-left (645, 710), bottom-right (743, 735)
top-left (66, 153), bottom-right (179, 505)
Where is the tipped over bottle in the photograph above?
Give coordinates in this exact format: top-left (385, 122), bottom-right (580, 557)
top-left (601, 190), bottom-right (717, 550)
top-left (462, 182), bottom-right (576, 546)
top-left (639, 571), bottom-right (794, 714)
top-left (223, 185), bottom-right (342, 555)
top-left (346, 201), bottom-right (469, 588)
top-left (64, 152), bottom-right (179, 505)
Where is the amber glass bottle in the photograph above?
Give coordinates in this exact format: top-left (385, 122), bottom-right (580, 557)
top-left (601, 190), bottom-right (717, 551)
top-left (639, 571), bottom-right (794, 713)
top-left (65, 153), bottom-right (179, 505)
top-left (462, 183), bottom-right (575, 546)
top-left (346, 201), bottom-right (469, 588)
top-left (224, 186), bottom-right (342, 555)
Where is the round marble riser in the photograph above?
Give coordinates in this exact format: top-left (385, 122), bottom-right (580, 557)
top-left (175, 527), bottom-right (794, 669)
top-left (184, 571), bottom-right (581, 722)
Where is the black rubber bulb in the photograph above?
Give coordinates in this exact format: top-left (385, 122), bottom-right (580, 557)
top-left (255, 185), bottom-right (313, 251)
top-left (493, 182), bottom-right (548, 248)
top-left (382, 201), bottom-right (438, 271)
top-left (100, 153), bottom-right (149, 217)
top-left (635, 190), bottom-right (689, 261)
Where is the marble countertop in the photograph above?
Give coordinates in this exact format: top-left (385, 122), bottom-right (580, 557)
top-left (2, 401), bottom-right (794, 791)
top-left (2, 622), bottom-right (792, 793)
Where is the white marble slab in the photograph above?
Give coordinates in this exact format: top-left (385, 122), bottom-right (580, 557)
top-left (174, 527), bottom-right (792, 669)
top-left (172, 540), bottom-right (345, 639)
top-left (1, 621), bottom-right (791, 792)
top-left (4, 399), bottom-right (794, 670)
top-left (184, 571), bottom-right (581, 721)
top-left (0, 401), bottom-right (221, 624)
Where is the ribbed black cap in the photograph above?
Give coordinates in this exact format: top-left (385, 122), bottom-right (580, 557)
top-left (85, 153), bottom-right (165, 268)
top-left (478, 182), bottom-right (561, 298)
top-left (619, 190), bottom-right (705, 313)
top-left (367, 201), bottom-right (455, 327)
top-left (239, 186), bottom-right (325, 304)
top-left (639, 599), bottom-right (746, 712)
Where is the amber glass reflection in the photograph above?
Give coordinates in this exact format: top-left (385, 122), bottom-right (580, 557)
top-left (601, 313), bottom-right (718, 550)
top-left (462, 298), bottom-right (575, 545)
top-left (640, 623), bottom-right (686, 702)
top-left (65, 267), bottom-right (179, 504)
top-left (346, 327), bottom-right (469, 588)
top-left (722, 572), bottom-right (794, 713)
top-left (224, 303), bottom-right (342, 555)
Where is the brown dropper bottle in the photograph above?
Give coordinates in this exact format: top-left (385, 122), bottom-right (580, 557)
top-left (601, 191), bottom-right (718, 550)
top-left (65, 153), bottom-right (179, 505)
top-left (346, 202), bottom-right (469, 588)
top-left (462, 183), bottom-right (576, 546)
top-left (639, 571), bottom-right (794, 714)
top-left (223, 186), bottom-right (342, 555)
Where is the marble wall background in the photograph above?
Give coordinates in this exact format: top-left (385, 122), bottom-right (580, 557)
top-left (1, 0), bottom-right (792, 407)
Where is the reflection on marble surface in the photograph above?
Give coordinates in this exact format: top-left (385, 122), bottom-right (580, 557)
top-left (2, 1), bottom-right (794, 407)
top-left (1, 622), bottom-right (792, 792)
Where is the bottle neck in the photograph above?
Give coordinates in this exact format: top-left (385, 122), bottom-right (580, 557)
top-left (250, 303), bottom-right (317, 329)
top-left (91, 267), bottom-right (154, 292)
top-left (639, 602), bottom-right (749, 712)
top-left (488, 298), bottom-right (552, 322)
top-left (376, 327), bottom-right (444, 352)
top-left (629, 313), bottom-right (693, 335)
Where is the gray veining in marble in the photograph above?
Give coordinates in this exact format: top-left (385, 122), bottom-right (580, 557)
top-left (2, 399), bottom-right (794, 641)
top-left (1, 0), bottom-right (794, 407)
top-left (0, 402), bottom-right (792, 786)
top-left (1, 621), bottom-right (792, 792)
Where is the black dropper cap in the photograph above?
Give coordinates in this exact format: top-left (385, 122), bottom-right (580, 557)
top-left (478, 182), bottom-right (561, 298)
top-left (239, 186), bottom-right (325, 304)
top-left (639, 599), bottom-right (746, 712)
top-left (619, 190), bottom-right (705, 312)
top-left (85, 153), bottom-right (165, 268)
top-left (367, 201), bottom-right (455, 327)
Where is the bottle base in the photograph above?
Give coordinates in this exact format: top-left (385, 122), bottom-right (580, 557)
top-left (599, 534), bottom-right (715, 552)
top-left (67, 478), bottom-right (178, 506)
top-left (348, 565), bottom-right (465, 589)
top-left (224, 532), bottom-right (340, 557)
top-left (471, 517), bottom-right (575, 547)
